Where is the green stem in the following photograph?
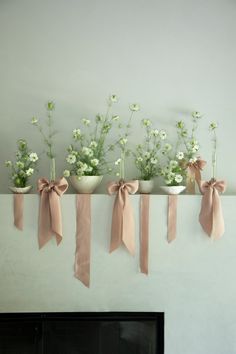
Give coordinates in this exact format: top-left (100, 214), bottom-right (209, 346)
top-left (120, 151), bottom-right (125, 180)
top-left (50, 157), bottom-right (56, 181)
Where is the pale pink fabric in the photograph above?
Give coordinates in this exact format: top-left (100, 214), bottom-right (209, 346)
top-left (37, 178), bottom-right (68, 249)
top-left (74, 194), bottom-right (91, 288)
top-left (199, 179), bottom-right (226, 239)
top-left (13, 194), bottom-right (24, 231)
top-left (168, 195), bottom-right (178, 243)
top-left (107, 180), bottom-right (139, 255)
top-left (140, 194), bottom-right (150, 274)
top-left (186, 158), bottom-right (206, 193)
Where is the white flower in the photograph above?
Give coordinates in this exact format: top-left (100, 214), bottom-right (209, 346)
top-left (129, 103), bottom-right (140, 112)
top-left (119, 138), bottom-right (128, 146)
top-left (91, 158), bottom-right (99, 166)
top-left (5, 160), bottom-right (12, 167)
top-left (150, 129), bottom-right (159, 137)
top-left (26, 168), bottom-right (34, 176)
top-left (66, 154), bottom-right (76, 164)
top-left (16, 161), bottom-right (24, 169)
top-left (175, 174), bottom-right (183, 183)
top-left (73, 129), bottom-right (81, 140)
top-left (110, 94), bottom-right (118, 103)
top-left (115, 158), bottom-right (121, 165)
top-left (159, 130), bottom-right (167, 140)
top-left (86, 165), bottom-right (93, 172)
top-left (189, 157), bottom-right (197, 164)
top-left (90, 141), bottom-right (98, 148)
top-left (192, 111), bottom-right (202, 119)
top-left (150, 157), bottom-right (158, 164)
top-left (142, 119), bottom-right (152, 127)
top-left (82, 147), bottom-right (93, 157)
top-left (169, 160), bottom-right (178, 168)
top-left (176, 151), bottom-right (184, 160)
top-left (137, 156), bottom-right (143, 162)
top-left (63, 170), bottom-right (70, 177)
top-left (31, 117), bottom-right (38, 125)
top-left (112, 115), bottom-right (119, 121)
top-left (209, 122), bottom-right (218, 130)
top-left (116, 172), bottom-right (120, 177)
top-left (164, 143), bottom-right (172, 151)
top-left (82, 118), bottom-right (90, 126)
top-left (144, 151), bottom-right (151, 159)
top-left (29, 152), bottom-right (38, 162)
top-left (192, 145), bottom-right (199, 153)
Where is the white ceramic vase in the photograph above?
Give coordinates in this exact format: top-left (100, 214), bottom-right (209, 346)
top-left (159, 185), bottom-right (186, 195)
top-left (138, 180), bottom-right (154, 194)
top-left (69, 175), bottom-right (103, 194)
top-left (9, 186), bottom-right (32, 194)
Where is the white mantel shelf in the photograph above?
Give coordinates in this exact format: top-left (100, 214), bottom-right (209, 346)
top-left (0, 194), bottom-right (236, 354)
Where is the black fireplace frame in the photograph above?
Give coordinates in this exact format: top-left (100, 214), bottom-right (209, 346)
top-left (0, 311), bottom-right (164, 354)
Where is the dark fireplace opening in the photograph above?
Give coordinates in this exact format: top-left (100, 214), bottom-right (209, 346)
top-left (0, 312), bottom-right (164, 354)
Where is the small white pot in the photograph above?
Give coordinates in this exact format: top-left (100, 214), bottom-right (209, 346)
top-left (69, 175), bottom-right (103, 194)
top-left (9, 186), bottom-right (32, 194)
top-left (159, 185), bottom-right (186, 195)
top-left (138, 180), bottom-right (154, 194)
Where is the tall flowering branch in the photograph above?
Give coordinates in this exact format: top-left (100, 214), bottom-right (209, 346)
top-left (209, 122), bottom-right (218, 179)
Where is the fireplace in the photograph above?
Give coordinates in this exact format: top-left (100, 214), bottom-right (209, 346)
top-left (0, 312), bottom-right (164, 353)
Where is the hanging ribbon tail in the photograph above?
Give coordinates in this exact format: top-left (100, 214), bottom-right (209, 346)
top-left (74, 194), bottom-right (91, 288)
top-left (140, 194), bottom-right (150, 275)
top-left (38, 177), bottom-right (68, 249)
top-left (13, 194), bottom-right (24, 231)
top-left (108, 180), bottom-right (138, 255)
top-left (186, 167), bottom-right (196, 194)
top-left (199, 180), bottom-right (226, 239)
top-left (167, 195), bottom-right (178, 243)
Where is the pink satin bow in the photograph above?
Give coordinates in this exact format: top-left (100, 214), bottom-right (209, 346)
top-left (199, 179), bottom-right (226, 239)
top-left (107, 180), bottom-right (139, 255)
top-left (38, 177), bottom-right (68, 249)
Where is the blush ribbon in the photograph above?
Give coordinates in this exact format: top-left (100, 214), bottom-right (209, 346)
top-left (167, 195), bottom-right (178, 242)
top-left (38, 177), bottom-right (68, 249)
top-left (107, 180), bottom-right (139, 255)
top-left (13, 194), bottom-right (24, 231)
top-left (186, 159), bottom-right (206, 194)
top-left (199, 179), bottom-right (226, 239)
top-left (74, 194), bottom-right (91, 288)
top-left (140, 194), bottom-right (150, 274)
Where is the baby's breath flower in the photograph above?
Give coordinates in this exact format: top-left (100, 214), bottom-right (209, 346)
top-left (91, 158), bottom-right (99, 166)
top-left (115, 158), bottom-right (121, 165)
top-left (176, 151), bottom-right (184, 160)
top-left (192, 111), bottom-right (202, 119)
top-left (150, 129), bottom-right (159, 137)
top-left (144, 151), bottom-right (151, 159)
top-left (176, 121), bottom-right (185, 129)
top-left (169, 160), bottom-right (178, 168)
top-left (164, 143), bottom-right (172, 151)
top-left (129, 103), bottom-right (140, 112)
top-left (16, 161), bottom-right (24, 169)
top-left (110, 94), bottom-right (118, 103)
top-left (90, 141), bottom-right (98, 148)
top-left (5, 160), bottom-right (12, 167)
top-left (63, 170), bottom-right (70, 177)
top-left (31, 117), bottom-right (38, 125)
top-left (175, 174), bottom-right (183, 183)
top-left (209, 122), bottom-right (218, 130)
top-left (142, 119), bottom-right (152, 127)
top-left (82, 147), bottom-right (93, 157)
top-left (73, 128), bottom-right (81, 140)
top-left (150, 157), bottom-right (158, 164)
top-left (47, 101), bottom-right (55, 111)
top-left (189, 157), bottom-right (197, 164)
top-left (26, 168), bottom-right (34, 176)
top-left (119, 138), bottom-right (128, 146)
top-left (137, 156), bottom-right (143, 162)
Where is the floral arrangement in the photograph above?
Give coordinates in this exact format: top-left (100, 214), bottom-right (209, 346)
top-left (5, 139), bottom-right (38, 188)
top-left (176, 111), bottom-right (203, 165)
top-left (114, 102), bottom-right (140, 179)
top-left (133, 119), bottom-right (168, 180)
top-left (64, 95), bottom-right (120, 178)
top-left (160, 150), bottom-right (186, 186)
top-left (31, 101), bottom-right (57, 180)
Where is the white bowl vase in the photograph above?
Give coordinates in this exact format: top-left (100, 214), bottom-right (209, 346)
top-left (9, 186), bottom-right (32, 194)
top-left (159, 185), bottom-right (186, 195)
top-left (69, 175), bottom-right (103, 194)
top-left (138, 180), bottom-right (154, 194)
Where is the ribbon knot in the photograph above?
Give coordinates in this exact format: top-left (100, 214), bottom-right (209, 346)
top-left (38, 177), bottom-right (68, 249)
top-left (107, 180), bottom-right (139, 255)
top-left (199, 179), bottom-right (226, 239)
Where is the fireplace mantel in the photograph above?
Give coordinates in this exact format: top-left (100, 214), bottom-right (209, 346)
top-left (0, 194), bottom-right (235, 354)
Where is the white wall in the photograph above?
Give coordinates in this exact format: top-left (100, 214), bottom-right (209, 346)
top-left (0, 194), bottom-right (236, 354)
top-left (0, 0), bottom-right (236, 193)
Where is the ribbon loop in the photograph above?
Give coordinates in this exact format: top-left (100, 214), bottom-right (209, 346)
top-left (108, 180), bottom-right (138, 255)
top-left (38, 177), bottom-right (68, 249)
top-left (199, 179), bottom-right (226, 239)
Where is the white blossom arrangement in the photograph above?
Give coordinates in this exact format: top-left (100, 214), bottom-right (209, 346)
top-left (64, 95), bottom-right (120, 178)
top-left (176, 111), bottom-right (203, 165)
top-left (133, 118), bottom-right (168, 180)
top-left (5, 139), bottom-right (38, 187)
top-left (31, 101), bottom-right (57, 180)
top-left (160, 149), bottom-right (186, 186)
